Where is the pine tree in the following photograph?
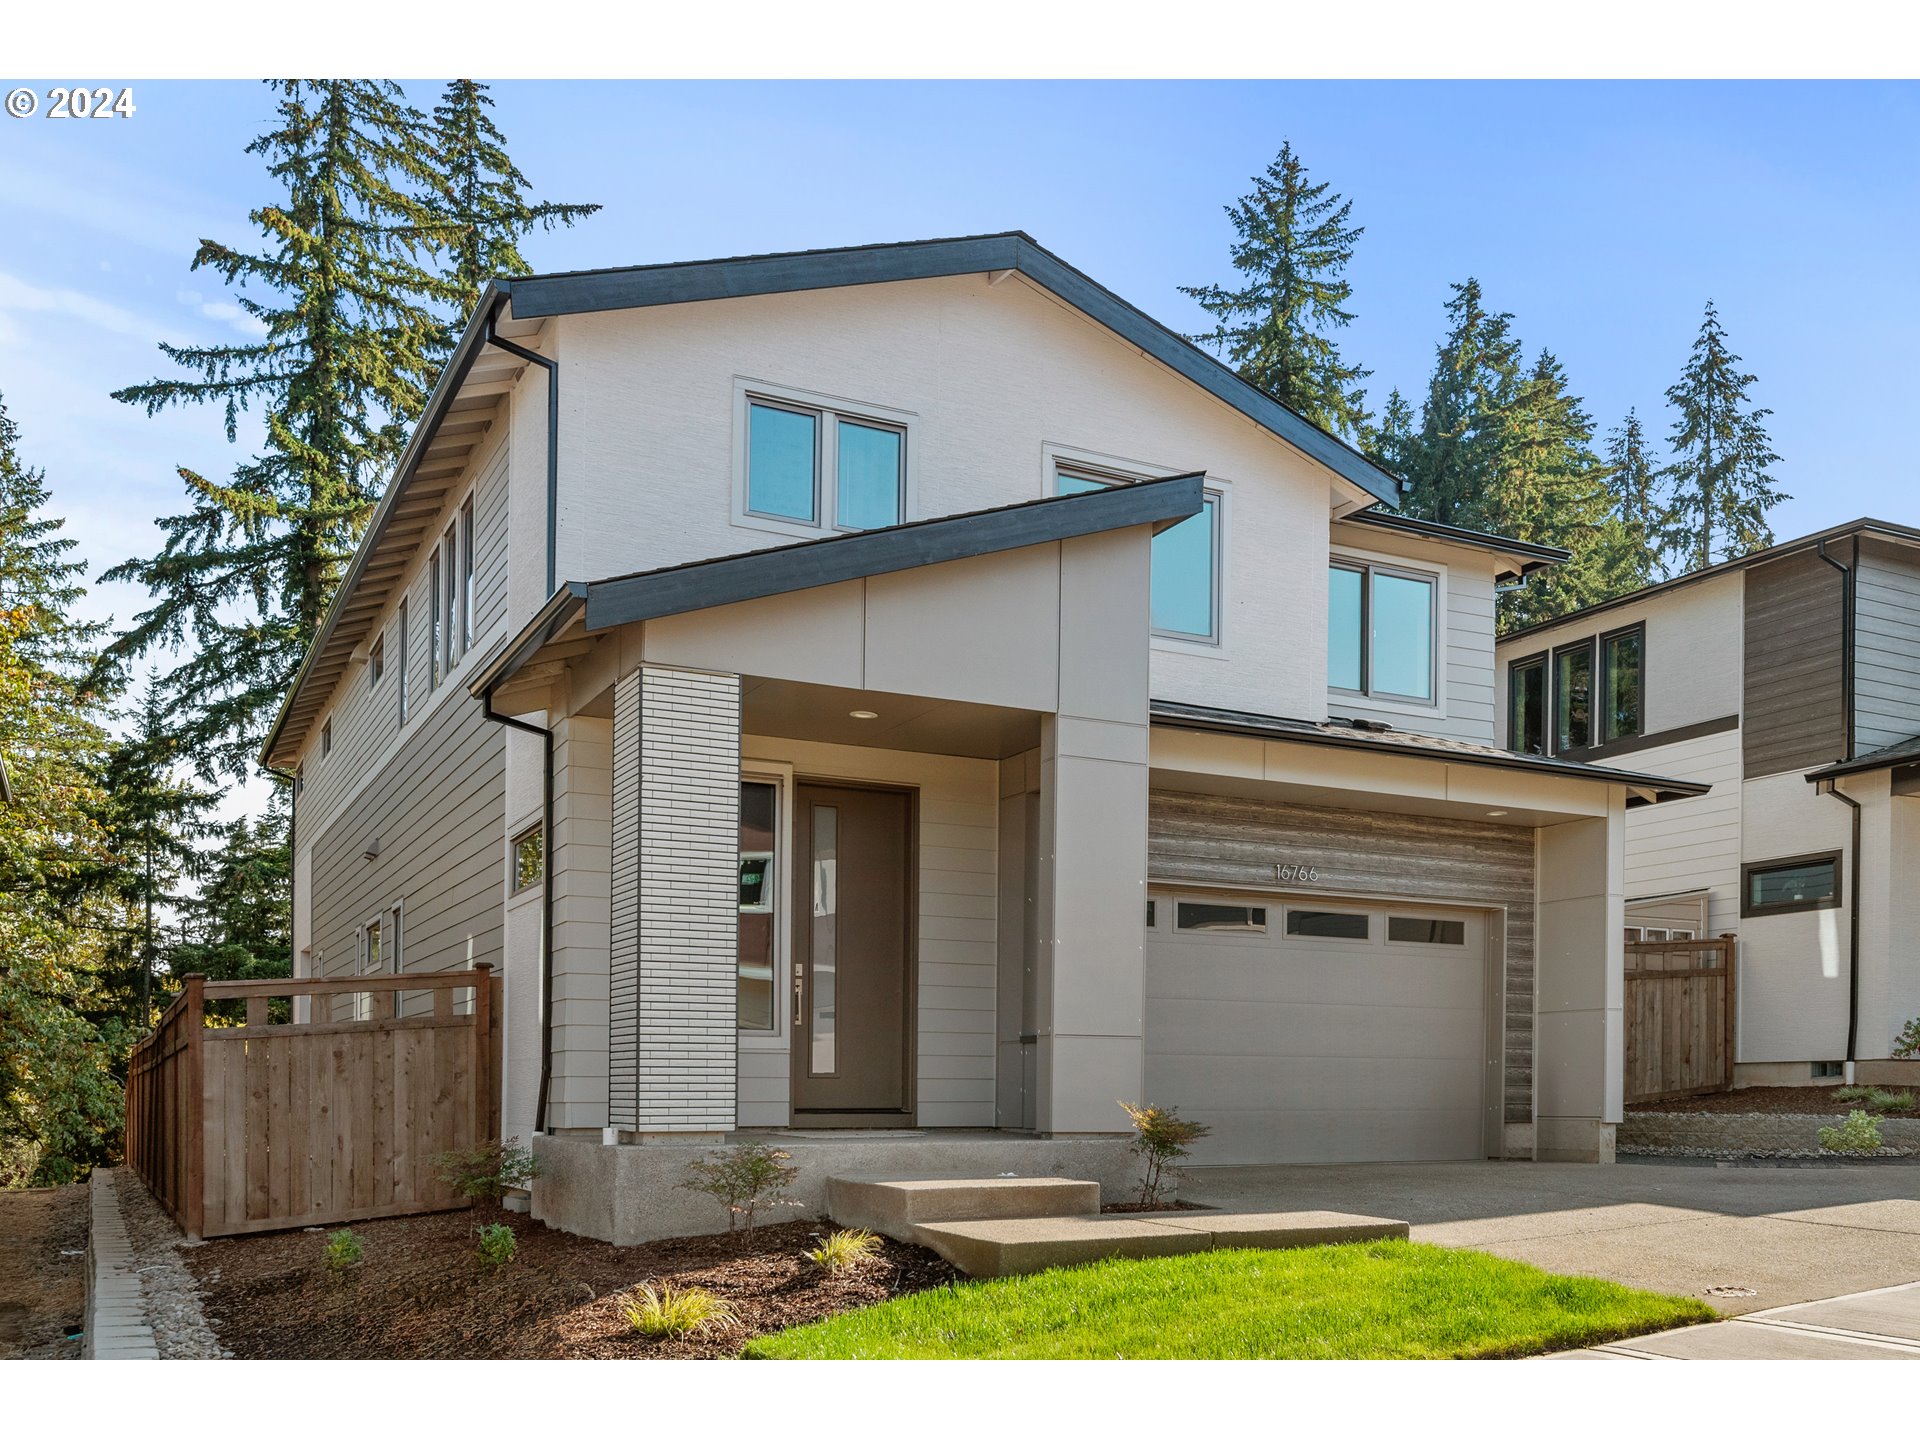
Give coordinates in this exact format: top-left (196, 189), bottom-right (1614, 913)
top-left (1362, 387), bottom-right (1418, 484)
top-left (1604, 408), bottom-right (1663, 587)
top-left (1399, 279), bottom-right (1522, 529)
top-left (102, 80), bottom-right (456, 779)
top-left (1493, 353), bottom-right (1635, 630)
top-left (172, 804), bottom-right (292, 986)
top-left (0, 393), bottom-right (127, 1185)
top-left (428, 79), bottom-right (599, 347)
top-left (1180, 142), bottom-right (1372, 438)
top-left (1657, 302), bottom-right (1786, 572)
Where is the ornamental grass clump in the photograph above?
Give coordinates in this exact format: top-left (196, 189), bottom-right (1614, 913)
top-left (1819, 1110), bottom-right (1884, 1154)
top-left (807, 1228), bottom-right (883, 1274)
top-left (625, 1283), bottom-right (738, 1337)
top-left (1118, 1100), bottom-right (1211, 1206)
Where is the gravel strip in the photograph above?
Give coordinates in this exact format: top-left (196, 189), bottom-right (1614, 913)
top-left (110, 1169), bottom-right (230, 1360)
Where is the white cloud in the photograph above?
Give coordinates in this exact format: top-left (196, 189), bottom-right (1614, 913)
top-left (0, 270), bottom-right (149, 337)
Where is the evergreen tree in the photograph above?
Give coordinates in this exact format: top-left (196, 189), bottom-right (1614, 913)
top-left (0, 393), bottom-right (127, 1185)
top-left (1362, 387), bottom-right (1418, 484)
top-left (171, 804), bottom-right (292, 986)
top-left (1399, 279), bottom-right (1522, 529)
top-left (102, 80), bottom-right (456, 779)
top-left (1180, 142), bottom-right (1372, 438)
top-left (428, 79), bottom-right (599, 347)
top-left (1604, 408), bottom-right (1663, 587)
top-left (1657, 301), bottom-right (1786, 571)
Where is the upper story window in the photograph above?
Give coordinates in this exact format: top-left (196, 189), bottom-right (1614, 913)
top-left (744, 393), bottom-right (906, 533)
top-left (1057, 466), bottom-right (1221, 642)
top-left (396, 599), bottom-right (411, 725)
top-left (1511, 621), bottom-right (1643, 756)
top-left (1328, 558), bottom-right (1437, 704)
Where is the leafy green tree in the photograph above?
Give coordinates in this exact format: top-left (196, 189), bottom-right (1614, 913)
top-left (1399, 278), bottom-right (1522, 529)
top-left (0, 393), bottom-right (127, 1185)
top-left (1180, 141), bottom-right (1372, 438)
top-left (428, 79), bottom-right (599, 344)
top-left (1657, 301), bottom-right (1786, 572)
top-left (1604, 408), bottom-right (1663, 587)
top-left (103, 80), bottom-right (456, 779)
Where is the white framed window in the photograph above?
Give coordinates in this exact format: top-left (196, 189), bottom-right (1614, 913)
top-left (1329, 552), bottom-right (1441, 707)
top-left (459, 495), bottom-right (475, 653)
top-left (1053, 460), bottom-right (1225, 644)
top-left (427, 551), bottom-right (441, 691)
top-left (369, 633), bottom-right (384, 686)
top-left (320, 716), bottom-right (333, 757)
top-left (441, 520), bottom-right (459, 677)
top-left (733, 379), bottom-right (915, 539)
top-left (354, 916), bottom-right (382, 1021)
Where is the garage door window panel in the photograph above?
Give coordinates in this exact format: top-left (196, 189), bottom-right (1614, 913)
top-left (1285, 909), bottom-right (1371, 941)
top-left (1176, 901), bottom-right (1267, 934)
top-left (1387, 916), bottom-right (1467, 945)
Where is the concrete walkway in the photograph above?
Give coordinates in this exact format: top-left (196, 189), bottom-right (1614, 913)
top-left (1551, 1280), bottom-right (1920, 1359)
top-left (1182, 1158), bottom-right (1920, 1317)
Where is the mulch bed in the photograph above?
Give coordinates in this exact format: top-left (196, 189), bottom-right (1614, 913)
top-left (1102, 1199), bottom-right (1206, 1214)
top-left (1627, 1085), bottom-right (1920, 1116)
top-left (183, 1210), bottom-right (959, 1359)
top-left (0, 1184), bottom-right (87, 1360)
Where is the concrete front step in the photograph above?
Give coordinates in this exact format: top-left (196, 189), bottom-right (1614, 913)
top-left (826, 1175), bottom-right (1102, 1240)
top-left (911, 1210), bottom-right (1410, 1277)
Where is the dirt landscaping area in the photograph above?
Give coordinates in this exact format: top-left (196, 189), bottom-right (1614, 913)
top-left (184, 1208), bottom-right (959, 1359)
top-left (0, 1185), bottom-right (87, 1359)
top-left (1628, 1085), bottom-right (1920, 1115)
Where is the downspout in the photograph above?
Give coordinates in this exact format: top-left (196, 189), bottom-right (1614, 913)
top-left (483, 689), bottom-right (557, 1136)
top-left (1814, 539), bottom-right (1861, 1073)
top-left (479, 298), bottom-right (562, 1133)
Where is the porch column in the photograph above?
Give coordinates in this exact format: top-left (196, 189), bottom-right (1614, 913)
top-left (1534, 807), bottom-right (1626, 1162)
top-left (607, 664), bottom-right (742, 1135)
top-left (547, 709), bottom-right (612, 1132)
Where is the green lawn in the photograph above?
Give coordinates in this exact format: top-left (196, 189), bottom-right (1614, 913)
top-left (743, 1240), bottom-right (1713, 1360)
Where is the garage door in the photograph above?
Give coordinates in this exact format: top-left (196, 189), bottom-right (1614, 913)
top-left (1144, 893), bottom-right (1492, 1165)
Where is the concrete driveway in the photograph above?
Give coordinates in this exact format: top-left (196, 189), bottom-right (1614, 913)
top-left (1182, 1158), bottom-right (1920, 1316)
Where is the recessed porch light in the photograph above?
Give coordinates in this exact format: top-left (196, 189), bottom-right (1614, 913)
top-left (1485, 809), bottom-right (1508, 818)
top-left (849, 709), bottom-right (879, 720)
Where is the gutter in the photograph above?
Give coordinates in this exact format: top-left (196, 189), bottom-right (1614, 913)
top-left (1812, 537), bottom-right (1862, 1072)
top-left (481, 689), bottom-right (556, 1136)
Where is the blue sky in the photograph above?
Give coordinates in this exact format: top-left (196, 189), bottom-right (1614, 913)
top-left (3, 79), bottom-right (1916, 712)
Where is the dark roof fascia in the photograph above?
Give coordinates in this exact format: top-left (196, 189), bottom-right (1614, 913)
top-left (261, 281), bottom-right (511, 767)
top-left (467, 582), bottom-right (589, 702)
top-left (1498, 517), bottom-right (1920, 649)
top-left (1149, 700), bottom-right (1712, 802)
top-left (504, 233), bottom-right (1404, 510)
top-left (582, 473), bottom-right (1206, 633)
top-left (1805, 738), bottom-right (1920, 783)
top-left (1339, 507), bottom-right (1568, 578)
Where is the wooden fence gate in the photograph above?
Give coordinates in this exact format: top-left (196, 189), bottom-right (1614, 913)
top-left (1623, 937), bottom-right (1736, 1104)
top-left (125, 967), bottom-right (500, 1240)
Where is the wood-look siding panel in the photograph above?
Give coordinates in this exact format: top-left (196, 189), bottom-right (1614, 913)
top-left (1147, 789), bottom-right (1537, 1123)
top-left (1742, 549), bottom-right (1844, 778)
top-left (1854, 537), bottom-right (1920, 752)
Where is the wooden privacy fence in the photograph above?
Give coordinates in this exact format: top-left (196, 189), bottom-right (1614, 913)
top-left (125, 966), bottom-right (500, 1240)
top-left (1623, 936), bottom-right (1736, 1104)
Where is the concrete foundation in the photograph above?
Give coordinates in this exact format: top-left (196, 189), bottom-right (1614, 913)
top-left (531, 1130), bottom-right (1140, 1245)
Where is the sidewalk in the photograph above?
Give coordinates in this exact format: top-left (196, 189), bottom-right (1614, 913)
top-left (1550, 1280), bottom-right (1920, 1359)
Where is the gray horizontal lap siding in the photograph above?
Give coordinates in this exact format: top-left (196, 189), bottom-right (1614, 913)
top-left (1742, 549), bottom-right (1846, 778)
top-left (310, 669), bottom-right (507, 999)
top-left (1147, 790), bottom-right (1537, 1125)
top-left (1853, 537), bottom-right (1920, 753)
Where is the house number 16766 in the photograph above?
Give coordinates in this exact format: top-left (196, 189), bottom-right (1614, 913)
top-left (1275, 863), bottom-right (1319, 883)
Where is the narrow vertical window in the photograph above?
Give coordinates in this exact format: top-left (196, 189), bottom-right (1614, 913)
top-left (442, 524), bottom-right (459, 672)
top-left (460, 495), bottom-right (475, 651)
top-left (428, 555), bottom-right (441, 690)
top-left (396, 599), bottom-right (410, 724)
top-left (1328, 563), bottom-right (1365, 692)
top-left (320, 716), bottom-right (332, 756)
top-left (512, 825), bottom-right (545, 893)
top-left (747, 402), bottom-right (819, 522)
top-left (810, 804), bottom-right (839, 1075)
top-left (737, 782), bottom-right (777, 1031)
top-left (1601, 626), bottom-right (1644, 743)
top-left (1509, 655), bottom-right (1547, 756)
top-left (1554, 642), bottom-right (1593, 751)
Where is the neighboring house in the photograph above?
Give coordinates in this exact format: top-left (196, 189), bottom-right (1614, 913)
top-left (1495, 519), bottom-right (1920, 1087)
top-left (262, 234), bottom-right (1704, 1239)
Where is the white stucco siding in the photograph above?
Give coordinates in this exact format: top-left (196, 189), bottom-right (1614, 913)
top-left (552, 271), bottom-right (1331, 721)
top-left (1737, 770), bottom-right (1856, 1062)
top-left (1622, 727), bottom-right (1742, 938)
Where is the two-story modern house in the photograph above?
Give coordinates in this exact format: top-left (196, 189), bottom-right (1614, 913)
top-left (262, 235), bottom-right (1705, 1243)
top-left (1495, 519), bottom-right (1920, 1089)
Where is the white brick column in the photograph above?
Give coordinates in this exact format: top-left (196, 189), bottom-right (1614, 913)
top-left (608, 665), bottom-right (742, 1133)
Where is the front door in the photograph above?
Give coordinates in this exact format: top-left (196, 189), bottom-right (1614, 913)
top-left (790, 783), bottom-right (913, 1121)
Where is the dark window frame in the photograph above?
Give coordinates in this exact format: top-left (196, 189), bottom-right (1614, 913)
top-left (1329, 556), bottom-right (1439, 706)
top-left (1741, 850), bottom-right (1843, 918)
top-left (1507, 649), bottom-right (1548, 756)
top-left (1551, 637), bottom-right (1595, 753)
top-left (1597, 622), bottom-right (1647, 747)
top-left (1521, 622), bottom-right (1648, 758)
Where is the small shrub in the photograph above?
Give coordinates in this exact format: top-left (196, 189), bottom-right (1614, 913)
top-left (1819, 1110), bottom-right (1885, 1154)
top-left (1893, 1016), bottom-right (1920, 1060)
top-left (807, 1228), bottom-right (883, 1274)
top-left (1834, 1084), bottom-right (1876, 1104)
top-left (323, 1228), bottom-right (363, 1273)
top-left (624, 1283), bottom-right (738, 1337)
top-left (680, 1143), bottom-right (801, 1234)
top-left (1867, 1089), bottom-right (1916, 1114)
top-left (1119, 1100), bottom-right (1211, 1206)
top-left (476, 1222), bottom-right (517, 1268)
top-left (432, 1137), bottom-right (540, 1208)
